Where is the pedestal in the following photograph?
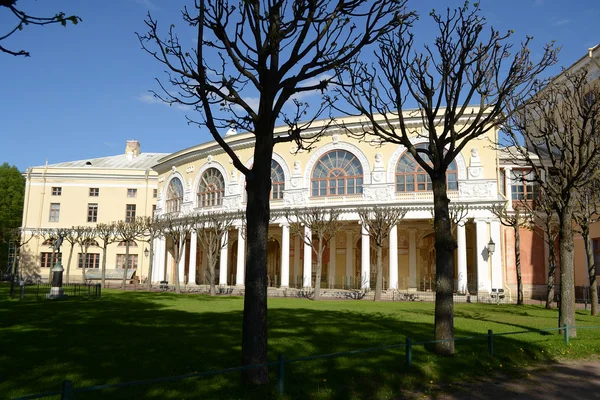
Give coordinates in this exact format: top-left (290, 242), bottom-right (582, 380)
top-left (46, 261), bottom-right (67, 299)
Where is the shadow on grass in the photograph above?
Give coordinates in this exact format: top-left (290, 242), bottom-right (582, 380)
top-left (0, 285), bottom-right (577, 400)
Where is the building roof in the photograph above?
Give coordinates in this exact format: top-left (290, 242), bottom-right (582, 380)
top-left (40, 152), bottom-right (169, 170)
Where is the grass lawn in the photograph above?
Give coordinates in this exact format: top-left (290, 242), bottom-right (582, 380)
top-left (1, 283), bottom-right (600, 399)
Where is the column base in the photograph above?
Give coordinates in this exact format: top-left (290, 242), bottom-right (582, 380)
top-left (46, 287), bottom-right (66, 299)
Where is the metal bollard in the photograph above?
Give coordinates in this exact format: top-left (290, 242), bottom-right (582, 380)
top-left (488, 329), bottom-right (494, 356)
top-left (405, 337), bottom-right (412, 369)
top-left (564, 324), bottom-right (569, 346)
top-left (277, 354), bottom-right (285, 395)
top-left (61, 380), bottom-right (73, 400)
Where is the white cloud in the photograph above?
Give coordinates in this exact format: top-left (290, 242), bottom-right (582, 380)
top-left (133, 0), bottom-right (158, 11)
top-left (534, 0), bottom-right (544, 6)
top-left (136, 93), bottom-right (192, 111)
top-left (553, 19), bottom-right (570, 26)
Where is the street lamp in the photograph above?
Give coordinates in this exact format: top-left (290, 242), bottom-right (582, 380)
top-left (487, 238), bottom-right (496, 255)
top-left (144, 248), bottom-right (149, 258)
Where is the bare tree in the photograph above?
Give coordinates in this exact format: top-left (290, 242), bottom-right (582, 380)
top-left (333, 2), bottom-right (556, 355)
top-left (4, 227), bottom-right (36, 296)
top-left (137, 0), bottom-right (413, 382)
top-left (38, 228), bottom-right (59, 282)
top-left (160, 213), bottom-right (196, 294)
top-left (114, 221), bottom-right (144, 290)
top-left (285, 207), bottom-right (342, 300)
top-left (96, 222), bottom-right (117, 288)
top-left (573, 178), bottom-right (600, 316)
top-left (194, 211), bottom-right (238, 296)
top-left (504, 68), bottom-right (600, 336)
top-left (1, 0), bottom-right (80, 56)
top-left (357, 206), bottom-right (407, 301)
top-left (138, 216), bottom-right (164, 291)
top-left (74, 226), bottom-right (97, 283)
top-left (491, 204), bottom-right (531, 305)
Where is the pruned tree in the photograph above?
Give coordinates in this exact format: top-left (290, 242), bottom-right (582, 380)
top-left (504, 68), bottom-right (600, 336)
top-left (357, 206), bottom-right (407, 301)
top-left (138, 216), bottom-right (164, 291)
top-left (96, 222), bottom-right (117, 288)
top-left (63, 228), bottom-right (78, 284)
top-left (491, 204), bottom-right (531, 305)
top-left (4, 227), bottom-right (36, 296)
top-left (38, 228), bottom-right (59, 281)
top-left (194, 211), bottom-right (238, 296)
top-left (285, 207), bottom-right (342, 300)
top-left (332, 2), bottom-right (556, 355)
top-left (160, 213), bottom-right (196, 294)
top-left (73, 226), bottom-right (97, 283)
top-left (114, 221), bottom-right (144, 290)
top-left (138, 0), bottom-right (413, 382)
top-left (573, 177), bottom-right (600, 316)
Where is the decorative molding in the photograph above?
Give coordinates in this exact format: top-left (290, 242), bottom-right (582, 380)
top-left (363, 185), bottom-right (394, 202)
top-left (458, 180), bottom-right (498, 200)
top-left (163, 171), bottom-right (185, 211)
top-left (283, 190), bottom-right (309, 206)
top-left (241, 152), bottom-right (292, 189)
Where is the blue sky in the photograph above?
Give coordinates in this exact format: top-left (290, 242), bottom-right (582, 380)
top-left (1, 0), bottom-right (598, 172)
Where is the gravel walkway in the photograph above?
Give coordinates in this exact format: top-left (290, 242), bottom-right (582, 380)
top-left (402, 358), bottom-right (600, 399)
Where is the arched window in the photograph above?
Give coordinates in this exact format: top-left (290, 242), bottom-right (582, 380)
top-left (197, 168), bottom-right (225, 207)
top-left (166, 178), bottom-right (184, 213)
top-left (271, 160), bottom-right (285, 200)
top-left (311, 150), bottom-right (363, 197)
top-left (396, 145), bottom-right (458, 192)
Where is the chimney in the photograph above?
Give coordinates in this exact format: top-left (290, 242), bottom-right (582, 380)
top-left (125, 140), bottom-right (141, 160)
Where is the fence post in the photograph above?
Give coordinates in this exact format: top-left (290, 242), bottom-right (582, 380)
top-left (564, 324), bottom-right (569, 346)
top-left (405, 337), bottom-right (412, 369)
top-left (61, 380), bottom-right (73, 400)
top-left (488, 329), bottom-right (494, 356)
top-left (277, 354), bottom-right (285, 395)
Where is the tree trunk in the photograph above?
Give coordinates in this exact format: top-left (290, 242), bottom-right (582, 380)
top-left (9, 254), bottom-right (18, 297)
top-left (66, 243), bottom-right (74, 285)
top-left (146, 240), bottom-right (154, 291)
top-left (583, 230), bottom-right (598, 316)
top-left (81, 247), bottom-right (88, 283)
top-left (241, 134), bottom-right (271, 385)
top-left (515, 227), bottom-right (523, 305)
top-left (174, 244), bottom-right (182, 294)
top-left (314, 239), bottom-right (324, 300)
top-left (432, 176), bottom-right (455, 355)
top-left (545, 229), bottom-right (556, 309)
top-left (121, 244), bottom-right (130, 290)
top-left (208, 252), bottom-right (216, 296)
top-left (101, 243), bottom-right (108, 289)
top-left (374, 244), bottom-right (383, 301)
top-left (558, 201), bottom-right (576, 337)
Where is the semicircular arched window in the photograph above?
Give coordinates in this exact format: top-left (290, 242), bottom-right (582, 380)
top-left (166, 178), bottom-right (184, 213)
top-left (395, 144), bottom-right (458, 192)
top-left (311, 150), bottom-right (363, 197)
top-left (271, 160), bottom-right (285, 200)
top-left (197, 168), bottom-right (225, 207)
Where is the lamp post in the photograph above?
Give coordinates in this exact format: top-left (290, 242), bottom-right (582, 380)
top-left (47, 233), bottom-right (66, 299)
top-left (144, 248), bottom-right (149, 258)
top-left (487, 238), bottom-right (495, 291)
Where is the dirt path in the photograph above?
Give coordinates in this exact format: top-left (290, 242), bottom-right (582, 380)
top-left (402, 358), bottom-right (600, 399)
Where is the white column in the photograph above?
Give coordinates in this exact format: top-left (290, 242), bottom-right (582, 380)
top-left (153, 237), bottom-right (166, 282)
top-left (166, 249), bottom-right (173, 282)
top-left (189, 231), bottom-right (197, 285)
top-left (303, 225), bottom-right (312, 287)
top-left (345, 230), bottom-right (353, 282)
top-left (475, 218), bottom-right (491, 293)
top-left (236, 226), bottom-right (245, 286)
top-left (491, 220), bottom-right (502, 290)
top-left (389, 224), bottom-right (398, 290)
top-left (504, 167), bottom-right (513, 211)
top-left (219, 230), bottom-right (229, 285)
top-left (408, 228), bottom-right (417, 290)
top-left (361, 224), bottom-right (370, 289)
top-left (293, 234), bottom-right (301, 286)
top-left (178, 242), bottom-right (186, 284)
top-left (329, 233), bottom-right (336, 288)
top-left (281, 223), bottom-right (290, 288)
top-left (457, 223), bottom-right (468, 294)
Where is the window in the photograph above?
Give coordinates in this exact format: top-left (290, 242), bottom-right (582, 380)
top-left (311, 150), bottom-right (363, 197)
top-left (152, 205), bottom-right (156, 217)
top-left (89, 188), bottom-right (99, 197)
top-left (511, 169), bottom-right (538, 201)
top-left (116, 254), bottom-right (138, 269)
top-left (166, 178), bottom-right (184, 213)
top-left (125, 204), bottom-right (136, 222)
top-left (49, 203), bottom-right (60, 222)
top-left (51, 187), bottom-right (62, 196)
top-left (153, 189), bottom-right (158, 198)
top-left (127, 188), bottom-right (137, 198)
top-left (87, 203), bottom-right (98, 223)
top-left (118, 240), bottom-right (138, 247)
top-left (197, 168), bottom-right (225, 207)
top-left (396, 144), bottom-right (458, 192)
top-left (78, 253), bottom-right (100, 269)
top-left (40, 252), bottom-right (62, 268)
top-left (271, 160), bottom-right (285, 200)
